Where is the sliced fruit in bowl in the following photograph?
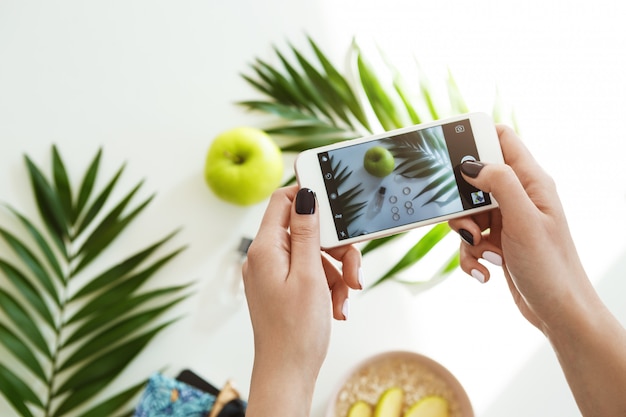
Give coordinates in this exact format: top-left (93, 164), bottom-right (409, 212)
top-left (326, 351), bottom-right (473, 417)
top-left (347, 400), bottom-right (373, 417)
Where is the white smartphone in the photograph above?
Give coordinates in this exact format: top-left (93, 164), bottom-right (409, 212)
top-left (294, 112), bottom-right (504, 248)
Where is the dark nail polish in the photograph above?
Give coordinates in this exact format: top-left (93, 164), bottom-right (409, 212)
top-left (460, 161), bottom-right (485, 178)
top-left (295, 188), bottom-right (316, 214)
top-left (459, 229), bottom-right (474, 246)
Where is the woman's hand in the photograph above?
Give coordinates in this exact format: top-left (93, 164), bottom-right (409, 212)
top-left (242, 186), bottom-right (361, 417)
top-left (448, 124), bottom-right (591, 330)
top-left (449, 125), bottom-right (626, 417)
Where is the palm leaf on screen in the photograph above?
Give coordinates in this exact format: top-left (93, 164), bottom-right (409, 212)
top-left (328, 155), bottom-right (367, 228)
top-left (0, 146), bottom-right (188, 417)
top-left (385, 129), bottom-right (459, 207)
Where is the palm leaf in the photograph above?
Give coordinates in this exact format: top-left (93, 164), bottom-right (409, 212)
top-left (63, 286), bottom-right (187, 347)
top-left (71, 231), bottom-right (180, 301)
top-left (59, 301), bottom-right (183, 371)
top-left (24, 156), bottom-right (69, 259)
top-left (54, 321), bottom-right (174, 402)
top-left (240, 39), bottom-right (366, 149)
top-left (416, 63), bottom-right (441, 120)
top-left (329, 155), bottom-right (367, 227)
top-left (370, 223), bottom-right (452, 288)
top-left (308, 36), bottom-right (371, 131)
top-left (0, 323), bottom-right (47, 381)
top-left (385, 128), bottom-right (457, 207)
top-left (395, 250), bottom-right (460, 294)
top-left (446, 70), bottom-right (470, 114)
top-left (272, 46), bottom-right (326, 117)
top-left (66, 251), bottom-right (185, 324)
top-left (0, 364), bottom-right (42, 415)
top-left (73, 163), bottom-right (125, 238)
top-left (0, 288), bottom-right (51, 358)
top-left (2, 204), bottom-right (65, 281)
top-left (360, 233), bottom-right (406, 256)
top-left (420, 179), bottom-right (458, 207)
top-left (59, 324), bottom-right (174, 395)
top-left (75, 380), bottom-right (146, 417)
top-left (52, 145), bottom-right (74, 223)
top-left (0, 146), bottom-right (188, 417)
top-left (292, 46), bottom-right (355, 129)
top-left (0, 228), bottom-right (60, 306)
top-left (0, 259), bottom-right (55, 327)
top-left (356, 50), bottom-right (404, 131)
top-left (73, 148), bottom-right (102, 224)
top-left (73, 183), bottom-right (154, 274)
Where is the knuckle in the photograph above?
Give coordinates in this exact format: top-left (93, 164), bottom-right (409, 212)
top-left (290, 220), bottom-right (318, 241)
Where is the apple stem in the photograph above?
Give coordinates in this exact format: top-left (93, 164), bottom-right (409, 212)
top-left (223, 150), bottom-right (244, 164)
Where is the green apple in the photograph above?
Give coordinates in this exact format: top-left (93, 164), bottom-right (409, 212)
top-left (364, 146), bottom-right (395, 177)
top-left (204, 127), bottom-right (284, 205)
top-left (374, 387), bottom-right (404, 417)
top-left (403, 396), bottom-right (449, 417)
top-left (347, 400), bottom-right (373, 417)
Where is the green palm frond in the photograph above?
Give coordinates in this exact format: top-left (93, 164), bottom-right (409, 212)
top-left (329, 155), bottom-right (367, 227)
top-left (239, 35), bottom-right (516, 287)
top-left (240, 37), bottom-right (369, 151)
top-left (385, 128), bottom-right (458, 206)
top-left (370, 222), bottom-right (453, 288)
top-left (0, 146), bottom-right (188, 417)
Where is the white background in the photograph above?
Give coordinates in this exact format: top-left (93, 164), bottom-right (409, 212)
top-left (1, 1), bottom-right (625, 416)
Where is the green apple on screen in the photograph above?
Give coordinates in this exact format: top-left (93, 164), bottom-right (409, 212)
top-left (364, 145), bottom-right (395, 178)
top-left (204, 127), bottom-right (284, 205)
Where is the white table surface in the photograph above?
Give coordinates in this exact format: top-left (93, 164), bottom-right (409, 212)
top-left (1, 1), bottom-right (625, 416)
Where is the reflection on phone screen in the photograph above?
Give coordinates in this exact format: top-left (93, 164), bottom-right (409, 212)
top-left (318, 119), bottom-right (490, 241)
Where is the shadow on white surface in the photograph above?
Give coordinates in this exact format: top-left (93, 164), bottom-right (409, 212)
top-left (481, 250), bottom-right (626, 417)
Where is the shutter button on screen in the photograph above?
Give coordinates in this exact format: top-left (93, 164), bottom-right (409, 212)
top-left (461, 155), bottom-right (476, 164)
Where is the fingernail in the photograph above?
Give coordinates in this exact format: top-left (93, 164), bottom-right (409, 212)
top-left (358, 268), bottom-right (365, 289)
top-left (459, 229), bottom-right (474, 246)
top-left (460, 161), bottom-right (485, 178)
top-left (471, 269), bottom-right (486, 283)
top-left (342, 298), bottom-right (350, 320)
top-left (295, 188), bottom-right (316, 214)
top-left (482, 251), bottom-right (503, 266)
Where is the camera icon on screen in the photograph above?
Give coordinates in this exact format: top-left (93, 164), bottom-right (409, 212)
top-left (455, 125), bottom-right (465, 133)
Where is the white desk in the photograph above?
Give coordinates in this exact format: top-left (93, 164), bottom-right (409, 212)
top-left (1, 1), bottom-right (625, 416)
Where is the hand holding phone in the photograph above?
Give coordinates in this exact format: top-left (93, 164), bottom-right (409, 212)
top-left (294, 112), bottom-right (504, 248)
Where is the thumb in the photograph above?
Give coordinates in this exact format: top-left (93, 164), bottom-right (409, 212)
top-left (460, 161), bottom-right (537, 222)
top-left (289, 188), bottom-right (321, 267)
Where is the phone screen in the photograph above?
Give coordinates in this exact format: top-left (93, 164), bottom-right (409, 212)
top-left (318, 118), bottom-right (491, 241)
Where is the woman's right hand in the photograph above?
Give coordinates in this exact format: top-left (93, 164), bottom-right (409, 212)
top-left (448, 124), bottom-right (593, 332)
top-left (450, 125), bottom-right (626, 417)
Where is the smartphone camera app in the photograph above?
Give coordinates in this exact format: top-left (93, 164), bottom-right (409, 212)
top-left (318, 119), bottom-right (490, 241)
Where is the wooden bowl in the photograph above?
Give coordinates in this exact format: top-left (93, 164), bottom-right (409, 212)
top-left (325, 351), bottom-right (473, 417)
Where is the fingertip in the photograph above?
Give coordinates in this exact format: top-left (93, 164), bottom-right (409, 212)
top-left (459, 229), bottom-right (475, 246)
top-left (295, 187), bottom-right (316, 215)
top-left (289, 188), bottom-right (321, 263)
top-left (341, 298), bottom-right (350, 320)
top-left (332, 294), bottom-right (350, 321)
top-left (459, 245), bottom-right (491, 284)
top-left (326, 244), bottom-right (363, 290)
top-left (357, 267), bottom-right (365, 290)
top-left (460, 162), bottom-right (537, 223)
top-left (482, 250), bottom-right (503, 267)
top-left (460, 160), bottom-right (485, 179)
top-left (470, 268), bottom-right (487, 284)
top-left (496, 123), bottom-right (516, 137)
top-left (449, 218), bottom-right (483, 247)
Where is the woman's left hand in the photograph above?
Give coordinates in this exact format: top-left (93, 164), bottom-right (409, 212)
top-left (242, 186), bottom-right (362, 417)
